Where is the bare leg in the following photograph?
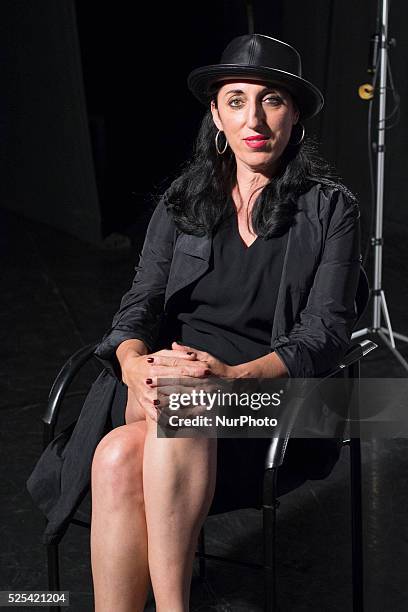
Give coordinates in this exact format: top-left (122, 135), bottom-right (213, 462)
top-left (90, 391), bottom-right (150, 612)
top-left (91, 387), bottom-right (217, 612)
top-left (143, 416), bottom-right (217, 612)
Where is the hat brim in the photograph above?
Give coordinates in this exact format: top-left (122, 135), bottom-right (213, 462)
top-left (187, 64), bottom-right (324, 120)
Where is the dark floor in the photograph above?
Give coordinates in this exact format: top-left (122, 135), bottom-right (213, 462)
top-left (1, 206), bottom-right (408, 612)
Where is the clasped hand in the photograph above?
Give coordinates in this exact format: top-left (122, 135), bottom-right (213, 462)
top-left (121, 341), bottom-right (236, 422)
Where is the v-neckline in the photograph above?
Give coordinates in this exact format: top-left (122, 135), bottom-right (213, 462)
top-left (232, 211), bottom-right (259, 250)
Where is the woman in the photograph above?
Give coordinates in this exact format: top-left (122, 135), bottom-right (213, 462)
top-left (89, 34), bottom-right (361, 611)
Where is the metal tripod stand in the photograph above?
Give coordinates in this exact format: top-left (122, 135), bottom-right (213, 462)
top-left (351, 0), bottom-right (408, 373)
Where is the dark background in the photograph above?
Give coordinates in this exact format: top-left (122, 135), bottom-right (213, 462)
top-left (1, 2), bottom-right (408, 610)
top-left (0, 0), bottom-right (406, 244)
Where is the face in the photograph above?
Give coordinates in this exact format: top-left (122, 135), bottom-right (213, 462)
top-left (210, 80), bottom-right (300, 175)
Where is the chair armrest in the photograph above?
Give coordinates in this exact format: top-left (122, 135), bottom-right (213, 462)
top-left (42, 343), bottom-right (100, 429)
top-left (264, 339), bottom-right (378, 469)
top-left (305, 339), bottom-right (378, 383)
top-left (338, 339), bottom-right (377, 369)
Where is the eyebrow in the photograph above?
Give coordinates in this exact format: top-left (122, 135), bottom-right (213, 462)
top-left (223, 87), bottom-right (280, 97)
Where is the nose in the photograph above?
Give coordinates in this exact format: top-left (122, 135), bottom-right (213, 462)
top-left (245, 98), bottom-right (266, 131)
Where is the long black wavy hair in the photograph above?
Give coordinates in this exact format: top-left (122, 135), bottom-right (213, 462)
top-left (160, 91), bottom-right (357, 239)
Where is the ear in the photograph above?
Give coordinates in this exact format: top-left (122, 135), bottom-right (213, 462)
top-left (210, 99), bottom-right (223, 132)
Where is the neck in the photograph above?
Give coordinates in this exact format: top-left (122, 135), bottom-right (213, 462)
top-left (233, 159), bottom-right (278, 213)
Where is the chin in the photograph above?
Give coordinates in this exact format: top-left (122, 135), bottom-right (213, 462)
top-left (243, 152), bottom-right (276, 167)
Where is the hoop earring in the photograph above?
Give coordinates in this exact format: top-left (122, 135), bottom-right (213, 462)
top-left (215, 129), bottom-right (228, 154)
top-left (288, 122), bottom-right (305, 146)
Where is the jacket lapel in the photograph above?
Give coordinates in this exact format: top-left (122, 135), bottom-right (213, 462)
top-left (164, 232), bottom-right (212, 307)
top-left (270, 223), bottom-right (293, 342)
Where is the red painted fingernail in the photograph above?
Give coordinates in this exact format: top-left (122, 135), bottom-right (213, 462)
top-left (147, 357), bottom-right (154, 363)
top-left (153, 399), bottom-right (160, 405)
top-left (146, 378), bottom-right (152, 384)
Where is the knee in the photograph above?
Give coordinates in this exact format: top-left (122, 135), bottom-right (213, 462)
top-left (91, 427), bottom-right (145, 504)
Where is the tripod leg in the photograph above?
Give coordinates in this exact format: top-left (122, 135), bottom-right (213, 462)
top-left (378, 329), bottom-right (408, 372)
top-left (379, 289), bottom-right (396, 348)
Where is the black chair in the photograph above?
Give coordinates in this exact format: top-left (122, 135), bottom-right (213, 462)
top-left (42, 266), bottom-right (376, 612)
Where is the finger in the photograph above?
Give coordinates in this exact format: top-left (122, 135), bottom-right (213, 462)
top-left (155, 376), bottom-right (214, 390)
top-left (148, 382), bottom-right (208, 405)
top-left (145, 403), bottom-right (160, 422)
top-left (159, 392), bottom-right (210, 417)
top-left (137, 387), bottom-right (160, 420)
top-left (145, 386), bottom-right (200, 409)
top-left (156, 349), bottom-right (198, 359)
top-left (154, 384), bottom-right (214, 403)
top-left (147, 363), bottom-right (211, 381)
top-left (144, 375), bottom-right (218, 401)
top-left (152, 389), bottom-right (171, 410)
top-left (147, 355), bottom-right (206, 368)
top-left (171, 341), bottom-right (193, 351)
top-left (172, 342), bottom-right (209, 361)
top-left (171, 341), bottom-right (207, 358)
top-left (153, 376), bottom-right (213, 393)
top-left (131, 384), bottom-right (161, 416)
top-left (146, 379), bottom-right (222, 414)
top-left (150, 384), bottom-right (190, 398)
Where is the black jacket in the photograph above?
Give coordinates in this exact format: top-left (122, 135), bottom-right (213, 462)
top-left (94, 181), bottom-right (361, 380)
top-left (26, 182), bottom-right (361, 545)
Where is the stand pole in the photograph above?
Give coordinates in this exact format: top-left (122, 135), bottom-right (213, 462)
top-left (351, 0), bottom-right (408, 373)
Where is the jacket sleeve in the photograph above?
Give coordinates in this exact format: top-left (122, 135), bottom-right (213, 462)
top-left (272, 188), bottom-right (362, 378)
top-left (93, 199), bottom-right (177, 381)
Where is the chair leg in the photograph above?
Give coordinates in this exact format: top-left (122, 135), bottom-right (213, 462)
top-left (350, 437), bottom-right (364, 612)
top-left (263, 467), bottom-right (280, 612)
top-left (198, 525), bottom-right (206, 581)
top-left (46, 542), bottom-right (61, 612)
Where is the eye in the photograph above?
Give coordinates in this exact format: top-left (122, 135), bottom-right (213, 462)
top-left (264, 95), bottom-right (283, 105)
top-left (228, 97), bottom-right (244, 108)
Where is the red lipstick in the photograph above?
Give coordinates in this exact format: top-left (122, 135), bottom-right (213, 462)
top-left (244, 135), bottom-right (270, 149)
top-left (244, 135), bottom-right (269, 140)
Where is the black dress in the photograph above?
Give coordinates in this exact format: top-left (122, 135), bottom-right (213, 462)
top-left (165, 209), bottom-right (287, 365)
top-left (111, 210), bottom-right (339, 513)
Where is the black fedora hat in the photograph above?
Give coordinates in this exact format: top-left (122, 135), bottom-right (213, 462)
top-left (187, 34), bottom-right (324, 120)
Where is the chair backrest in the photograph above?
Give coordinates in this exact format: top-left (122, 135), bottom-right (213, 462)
top-left (44, 343), bottom-right (101, 439)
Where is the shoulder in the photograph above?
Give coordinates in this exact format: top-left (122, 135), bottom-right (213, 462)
top-left (299, 180), bottom-right (360, 223)
top-left (145, 198), bottom-right (179, 243)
